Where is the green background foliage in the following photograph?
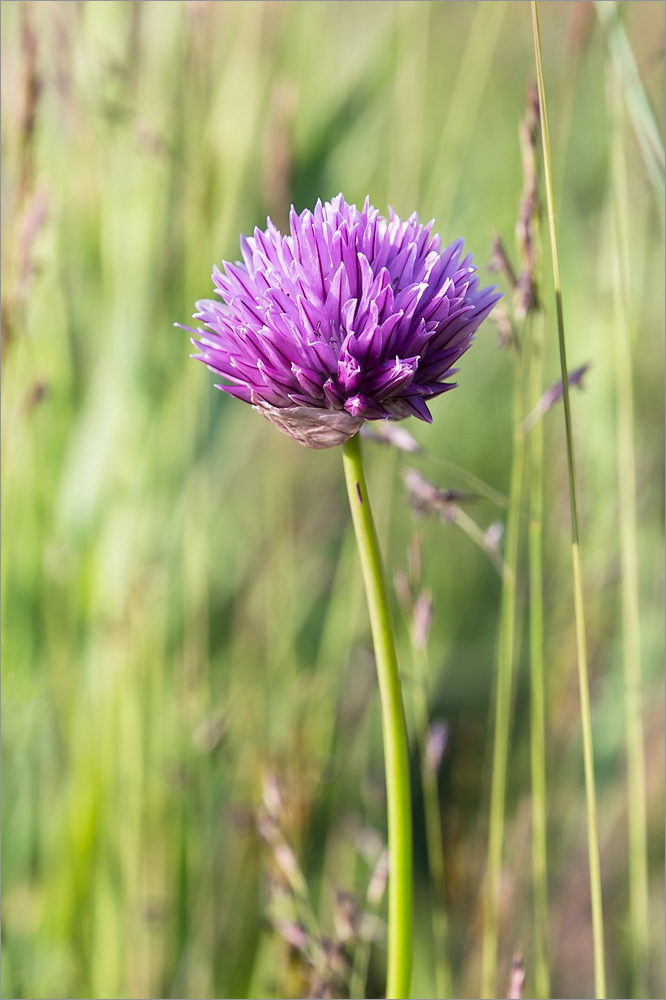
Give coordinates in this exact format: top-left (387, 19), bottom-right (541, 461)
top-left (2, 2), bottom-right (663, 997)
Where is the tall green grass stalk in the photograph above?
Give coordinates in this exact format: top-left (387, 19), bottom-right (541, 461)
top-left (342, 432), bottom-right (412, 1000)
top-left (531, 4), bottom-right (606, 996)
top-left (607, 60), bottom-right (649, 1000)
top-left (481, 347), bottom-right (525, 1000)
top-left (526, 309), bottom-right (550, 999)
top-left (519, 86), bottom-right (551, 999)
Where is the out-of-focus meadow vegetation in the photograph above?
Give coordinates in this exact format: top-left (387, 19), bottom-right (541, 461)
top-left (1, 2), bottom-right (664, 998)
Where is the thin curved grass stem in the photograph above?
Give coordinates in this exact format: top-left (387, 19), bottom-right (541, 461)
top-left (528, 310), bottom-right (550, 999)
top-left (531, 4), bottom-right (606, 996)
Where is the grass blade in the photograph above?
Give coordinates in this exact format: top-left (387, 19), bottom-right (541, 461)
top-left (531, 4), bottom-right (606, 996)
top-left (527, 310), bottom-right (550, 999)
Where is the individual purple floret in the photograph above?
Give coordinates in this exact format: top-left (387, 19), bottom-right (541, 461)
top-left (184, 195), bottom-right (501, 448)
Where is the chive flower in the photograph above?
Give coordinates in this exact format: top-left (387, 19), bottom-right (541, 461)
top-left (185, 195), bottom-right (500, 448)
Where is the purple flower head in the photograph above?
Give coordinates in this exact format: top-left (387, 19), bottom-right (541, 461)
top-left (185, 195), bottom-right (501, 448)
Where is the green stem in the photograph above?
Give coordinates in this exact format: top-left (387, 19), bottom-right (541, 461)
top-left (342, 432), bottom-right (412, 1000)
top-left (481, 349), bottom-right (525, 1000)
top-left (531, 5), bottom-right (606, 997)
top-left (527, 310), bottom-right (550, 999)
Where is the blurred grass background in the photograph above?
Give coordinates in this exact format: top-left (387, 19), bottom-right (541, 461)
top-left (1, 2), bottom-right (664, 998)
